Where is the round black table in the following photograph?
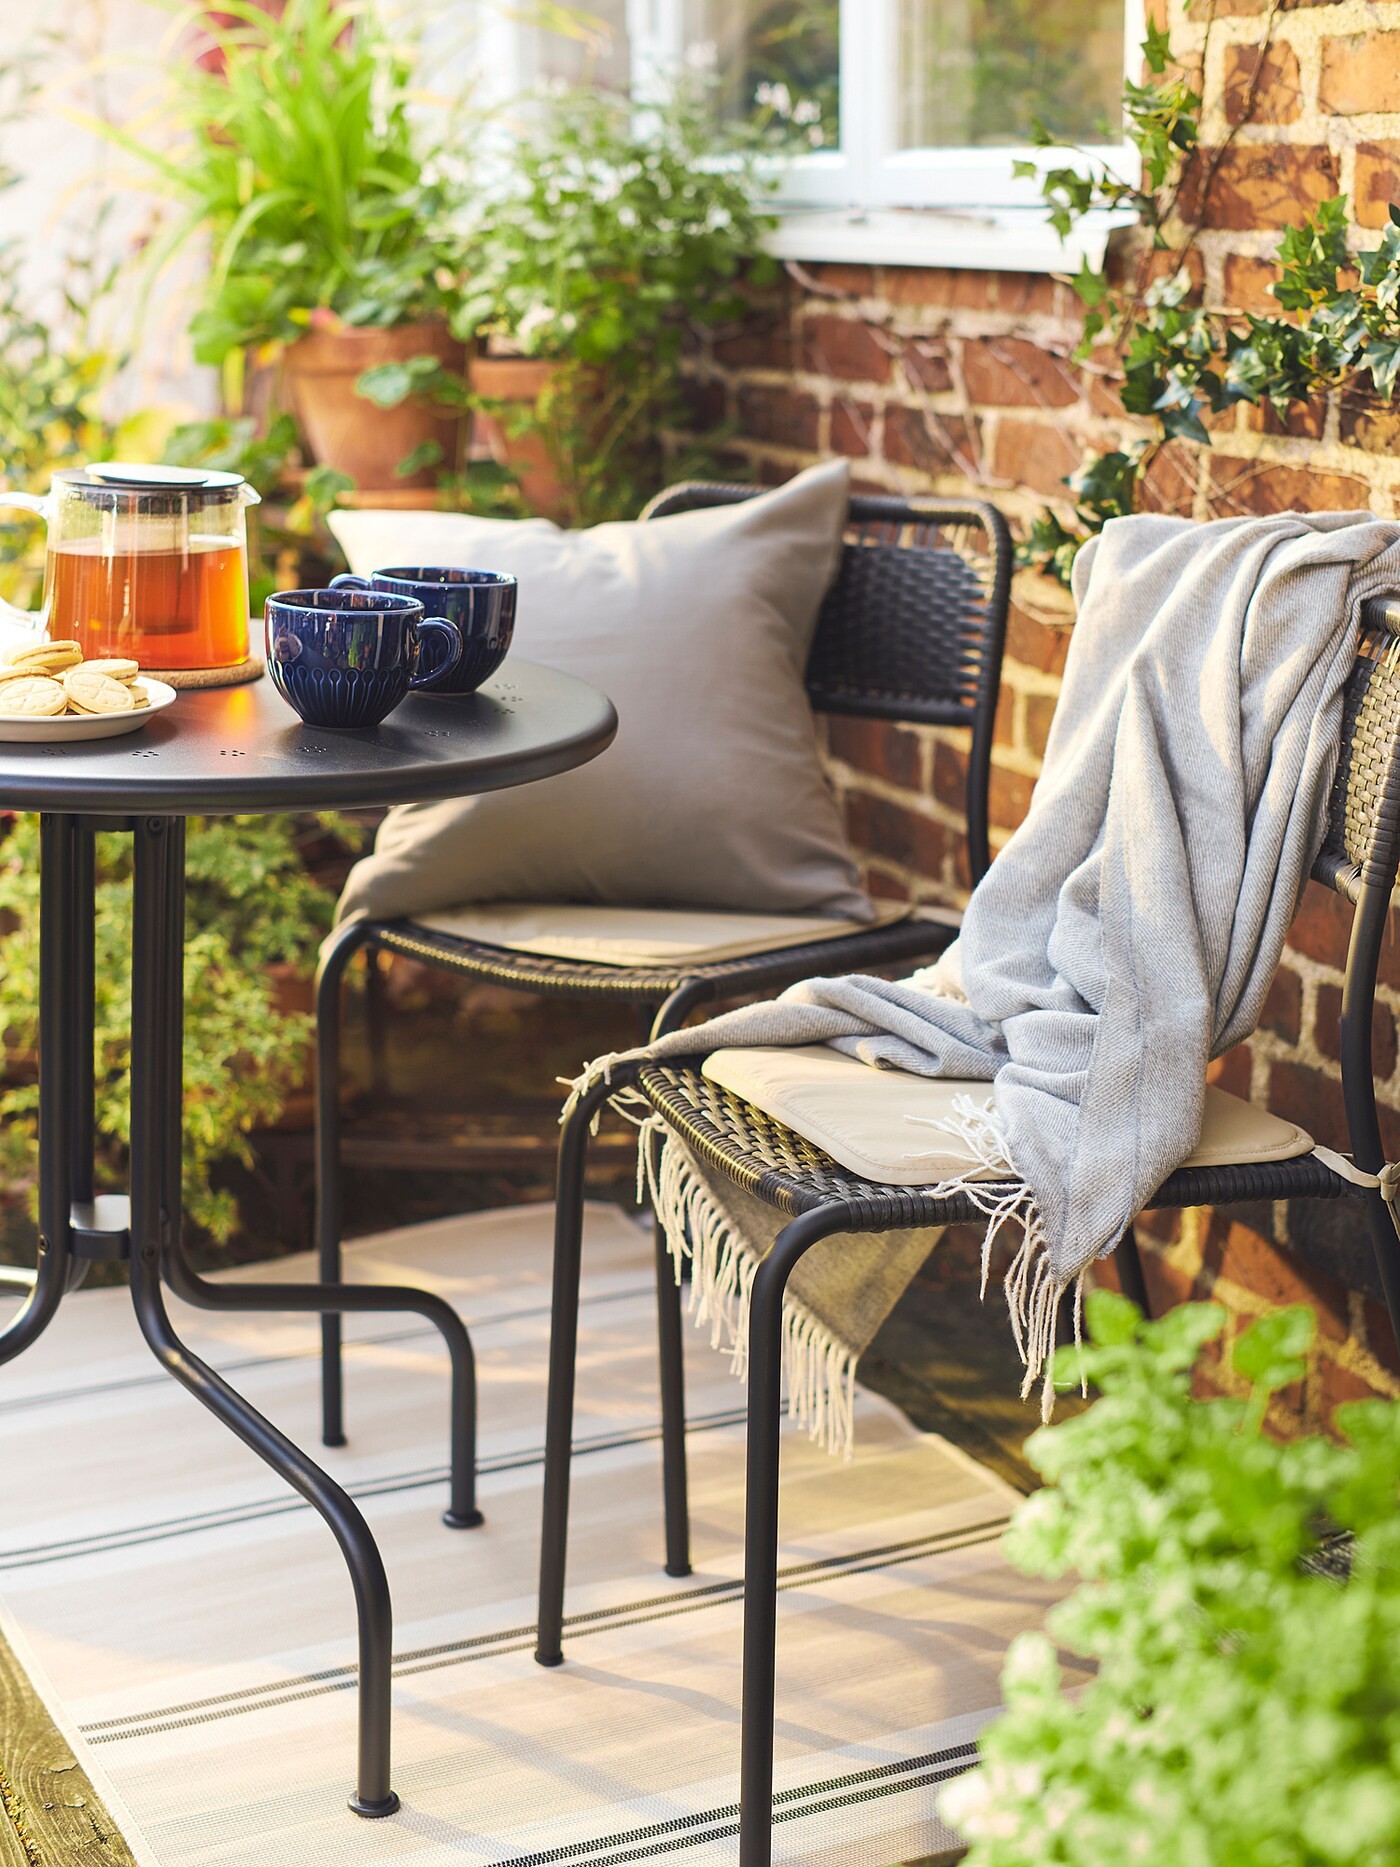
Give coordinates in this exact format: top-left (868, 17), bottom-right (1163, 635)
top-left (0, 663), bottom-right (616, 1819)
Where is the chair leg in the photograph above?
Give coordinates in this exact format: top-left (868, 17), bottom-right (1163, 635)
top-left (536, 1073), bottom-right (620, 1667)
top-left (316, 920), bottom-right (374, 1450)
top-left (366, 947), bottom-right (392, 1100)
top-left (1114, 1222), bottom-right (1152, 1319)
top-left (738, 1207), bottom-right (849, 1867)
top-left (643, 980), bottom-right (713, 1581)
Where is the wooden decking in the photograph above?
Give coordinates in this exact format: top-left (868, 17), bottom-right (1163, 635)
top-left (0, 1631), bottom-right (135, 1865)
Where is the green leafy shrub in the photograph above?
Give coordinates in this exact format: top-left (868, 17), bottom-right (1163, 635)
top-left (104, 0), bottom-right (471, 369)
top-left (945, 1291), bottom-right (1400, 1866)
top-left (0, 813), bottom-right (352, 1243)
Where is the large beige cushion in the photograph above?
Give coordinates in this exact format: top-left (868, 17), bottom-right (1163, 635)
top-left (413, 901), bottom-right (951, 967)
top-left (332, 461), bottom-right (873, 925)
top-left (701, 1044), bottom-right (1315, 1186)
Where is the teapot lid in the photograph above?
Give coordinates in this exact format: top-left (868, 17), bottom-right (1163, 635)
top-left (58, 463), bottom-right (249, 506)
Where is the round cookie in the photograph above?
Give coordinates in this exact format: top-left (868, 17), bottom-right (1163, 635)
top-left (0, 676), bottom-right (68, 717)
top-left (5, 641), bottom-right (83, 675)
top-left (79, 658), bottom-right (140, 683)
top-left (62, 668), bottom-right (135, 715)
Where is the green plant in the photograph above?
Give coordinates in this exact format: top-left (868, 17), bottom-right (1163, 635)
top-left (451, 80), bottom-right (778, 525)
top-left (946, 1292), bottom-right (1400, 1866)
top-left (102, 0), bottom-right (475, 377)
top-left (1014, 15), bottom-right (1400, 582)
top-left (0, 813), bottom-right (354, 1243)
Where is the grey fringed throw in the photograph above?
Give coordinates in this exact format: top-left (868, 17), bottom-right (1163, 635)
top-left (571, 511), bottom-right (1400, 1446)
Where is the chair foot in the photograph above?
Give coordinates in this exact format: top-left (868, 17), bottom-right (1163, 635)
top-left (323, 1431), bottom-right (348, 1449)
top-left (535, 1649), bottom-right (564, 1669)
top-left (349, 1792), bottom-right (401, 1820)
top-left (441, 1507), bottom-right (485, 1530)
top-left (665, 1560), bottom-right (692, 1578)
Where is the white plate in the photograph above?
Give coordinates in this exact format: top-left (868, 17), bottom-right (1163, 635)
top-left (0, 679), bottom-right (177, 743)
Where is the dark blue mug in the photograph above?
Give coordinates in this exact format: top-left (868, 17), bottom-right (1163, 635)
top-left (329, 566), bottom-right (517, 694)
top-left (265, 587), bottom-right (461, 729)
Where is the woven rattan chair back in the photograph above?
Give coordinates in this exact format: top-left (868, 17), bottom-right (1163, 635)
top-left (1316, 604), bottom-right (1400, 902)
top-left (640, 481), bottom-right (1013, 879)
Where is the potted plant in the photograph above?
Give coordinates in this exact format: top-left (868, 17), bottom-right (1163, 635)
top-left (104, 0), bottom-right (472, 492)
top-left (453, 83), bottom-right (779, 525)
top-left (943, 1291), bottom-right (1400, 1865)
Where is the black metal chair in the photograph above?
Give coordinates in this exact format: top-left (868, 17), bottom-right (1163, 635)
top-left (315, 482), bottom-right (1012, 1554)
top-left (534, 604), bottom-right (1400, 1867)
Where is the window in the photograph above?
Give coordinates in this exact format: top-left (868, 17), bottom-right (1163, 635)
top-left (469, 0), bottom-right (1141, 263)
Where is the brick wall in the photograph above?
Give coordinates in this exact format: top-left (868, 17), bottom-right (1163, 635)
top-left (680, 0), bottom-right (1400, 1427)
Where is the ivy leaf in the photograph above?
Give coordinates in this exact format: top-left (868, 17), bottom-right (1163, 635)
top-left (1365, 336), bottom-right (1400, 400)
top-left (394, 439), bottom-right (443, 478)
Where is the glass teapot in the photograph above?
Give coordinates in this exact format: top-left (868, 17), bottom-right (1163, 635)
top-left (0, 463), bottom-right (261, 671)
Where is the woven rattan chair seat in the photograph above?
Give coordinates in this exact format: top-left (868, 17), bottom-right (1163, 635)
top-left (635, 1062), bottom-right (1360, 1226)
top-left (368, 914), bottom-right (958, 1003)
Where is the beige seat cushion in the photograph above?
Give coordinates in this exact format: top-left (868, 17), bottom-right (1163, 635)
top-left (701, 1044), bottom-right (1315, 1187)
top-left (413, 901), bottom-right (950, 968)
top-left (331, 460), bottom-right (875, 926)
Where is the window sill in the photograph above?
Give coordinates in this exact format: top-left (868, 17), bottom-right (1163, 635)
top-left (763, 206), bottom-right (1132, 276)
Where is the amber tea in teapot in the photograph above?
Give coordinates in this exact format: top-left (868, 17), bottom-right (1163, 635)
top-left (0, 464), bottom-right (260, 672)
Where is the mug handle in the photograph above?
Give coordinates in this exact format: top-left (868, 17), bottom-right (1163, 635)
top-left (0, 494), bottom-right (50, 642)
top-left (328, 573), bottom-right (372, 590)
top-left (410, 615), bottom-right (463, 691)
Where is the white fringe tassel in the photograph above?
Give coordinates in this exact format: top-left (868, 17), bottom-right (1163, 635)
top-left (561, 1054), bottom-right (1082, 1428)
top-left (906, 1093), bottom-right (1083, 1418)
top-left (642, 1120), bottom-right (859, 1460)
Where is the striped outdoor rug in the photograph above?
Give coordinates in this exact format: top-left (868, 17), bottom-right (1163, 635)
top-left (0, 1203), bottom-right (1072, 1865)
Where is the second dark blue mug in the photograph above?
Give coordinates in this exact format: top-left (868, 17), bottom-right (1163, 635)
top-left (265, 587), bottom-right (461, 729)
top-left (329, 566), bottom-right (517, 694)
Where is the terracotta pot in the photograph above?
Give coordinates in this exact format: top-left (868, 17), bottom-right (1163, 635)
top-left (468, 354), bottom-right (569, 519)
top-left (283, 322), bottom-right (468, 492)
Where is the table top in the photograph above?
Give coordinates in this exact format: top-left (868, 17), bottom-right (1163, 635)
top-left (0, 661), bottom-right (617, 817)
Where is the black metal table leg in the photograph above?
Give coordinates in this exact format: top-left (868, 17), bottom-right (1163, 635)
top-left (128, 816), bottom-right (400, 1817)
top-left (0, 817), bottom-right (77, 1358)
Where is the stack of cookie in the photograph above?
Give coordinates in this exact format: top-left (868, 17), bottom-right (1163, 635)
top-left (0, 641), bottom-right (147, 718)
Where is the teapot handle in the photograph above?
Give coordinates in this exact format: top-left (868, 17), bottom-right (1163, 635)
top-left (0, 495), bottom-right (50, 644)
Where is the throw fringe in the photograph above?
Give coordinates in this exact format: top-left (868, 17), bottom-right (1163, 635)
top-left (905, 1094), bottom-right (1082, 1418)
top-left (644, 1124), bottom-right (858, 1459)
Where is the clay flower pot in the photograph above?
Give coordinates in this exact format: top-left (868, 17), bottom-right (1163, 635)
top-left (468, 353), bottom-right (569, 520)
top-left (284, 321), bottom-right (468, 492)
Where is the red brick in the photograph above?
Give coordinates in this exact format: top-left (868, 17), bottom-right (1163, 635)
top-left (1209, 456), bottom-right (1371, 517)
top-left (844, 788), bottom-right (954, 878)
top-left (803, 263), bottom-right (876, 297)
top-left (883, 267), bottom-right (1002, 311)
top-left (800, 314), bottom-right (892, 383)
top-left (1202, 1214), bottom-right (1349, 1340)
top-left (825, 716), bottom-right (923, 790)
top-left (1261, 966), bottom-right (1303, 1044)
top-left (1313, 983), bottom-right (1398, 1078)
top-left (989, 761), bottom-right (1035, 832)
top-left (1321, 34), bottom-right (1400, 116)
top-left (1223, 39), bottom-right (1302, 126)
top-left (736, 384), bottom-right (821, 450)
top-left (961, 337), bottom-right (1078, 409)
top-left (864, 865), bottom-right (914, 903)
top-left (1139, 440), bottom-right (1200, 517)
top-left (830, 400), bottom-right (875, 457)
top-left (883, 406), bottom-right (979, 476)
top-left (1285, 882), bottom-right (1351, 966)
top-left (1242, 394), bottom-right (1328, 440)
top-left (1269, 1057), bottom-right (1349, 1151)
top-left (990, 417), bottom-right (1080, 497)
top-left (1181, 145), bottom-right (1341, 232)
top-left (1207, 1043), bottom-right (1254, 1099)
top-left (712, 317), bottom-right (796, 372)
top-left (1313, 1353), bottom-right (1389, 1422)
top-left (1024, 694), bottom-right (1058, 761)
top-left (1338, 389), bottom-right (1400, 453)
top-left (1223, 252), bottom-right (1287, 315)
top-left (992, 685), bottom-right (1016, 750)
top-left (931, 739), bottom-right (969, 813)
top-left (901, 341), bottom-right (953, 395)
top-left (1364, 1296), bottom-right (1400, 1374)
top-left (1004, 607), bottom-right (1072, 678)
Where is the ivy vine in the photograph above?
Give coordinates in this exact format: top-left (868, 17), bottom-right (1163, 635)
top-left (1024, 12), bottom-right (1400, 583)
